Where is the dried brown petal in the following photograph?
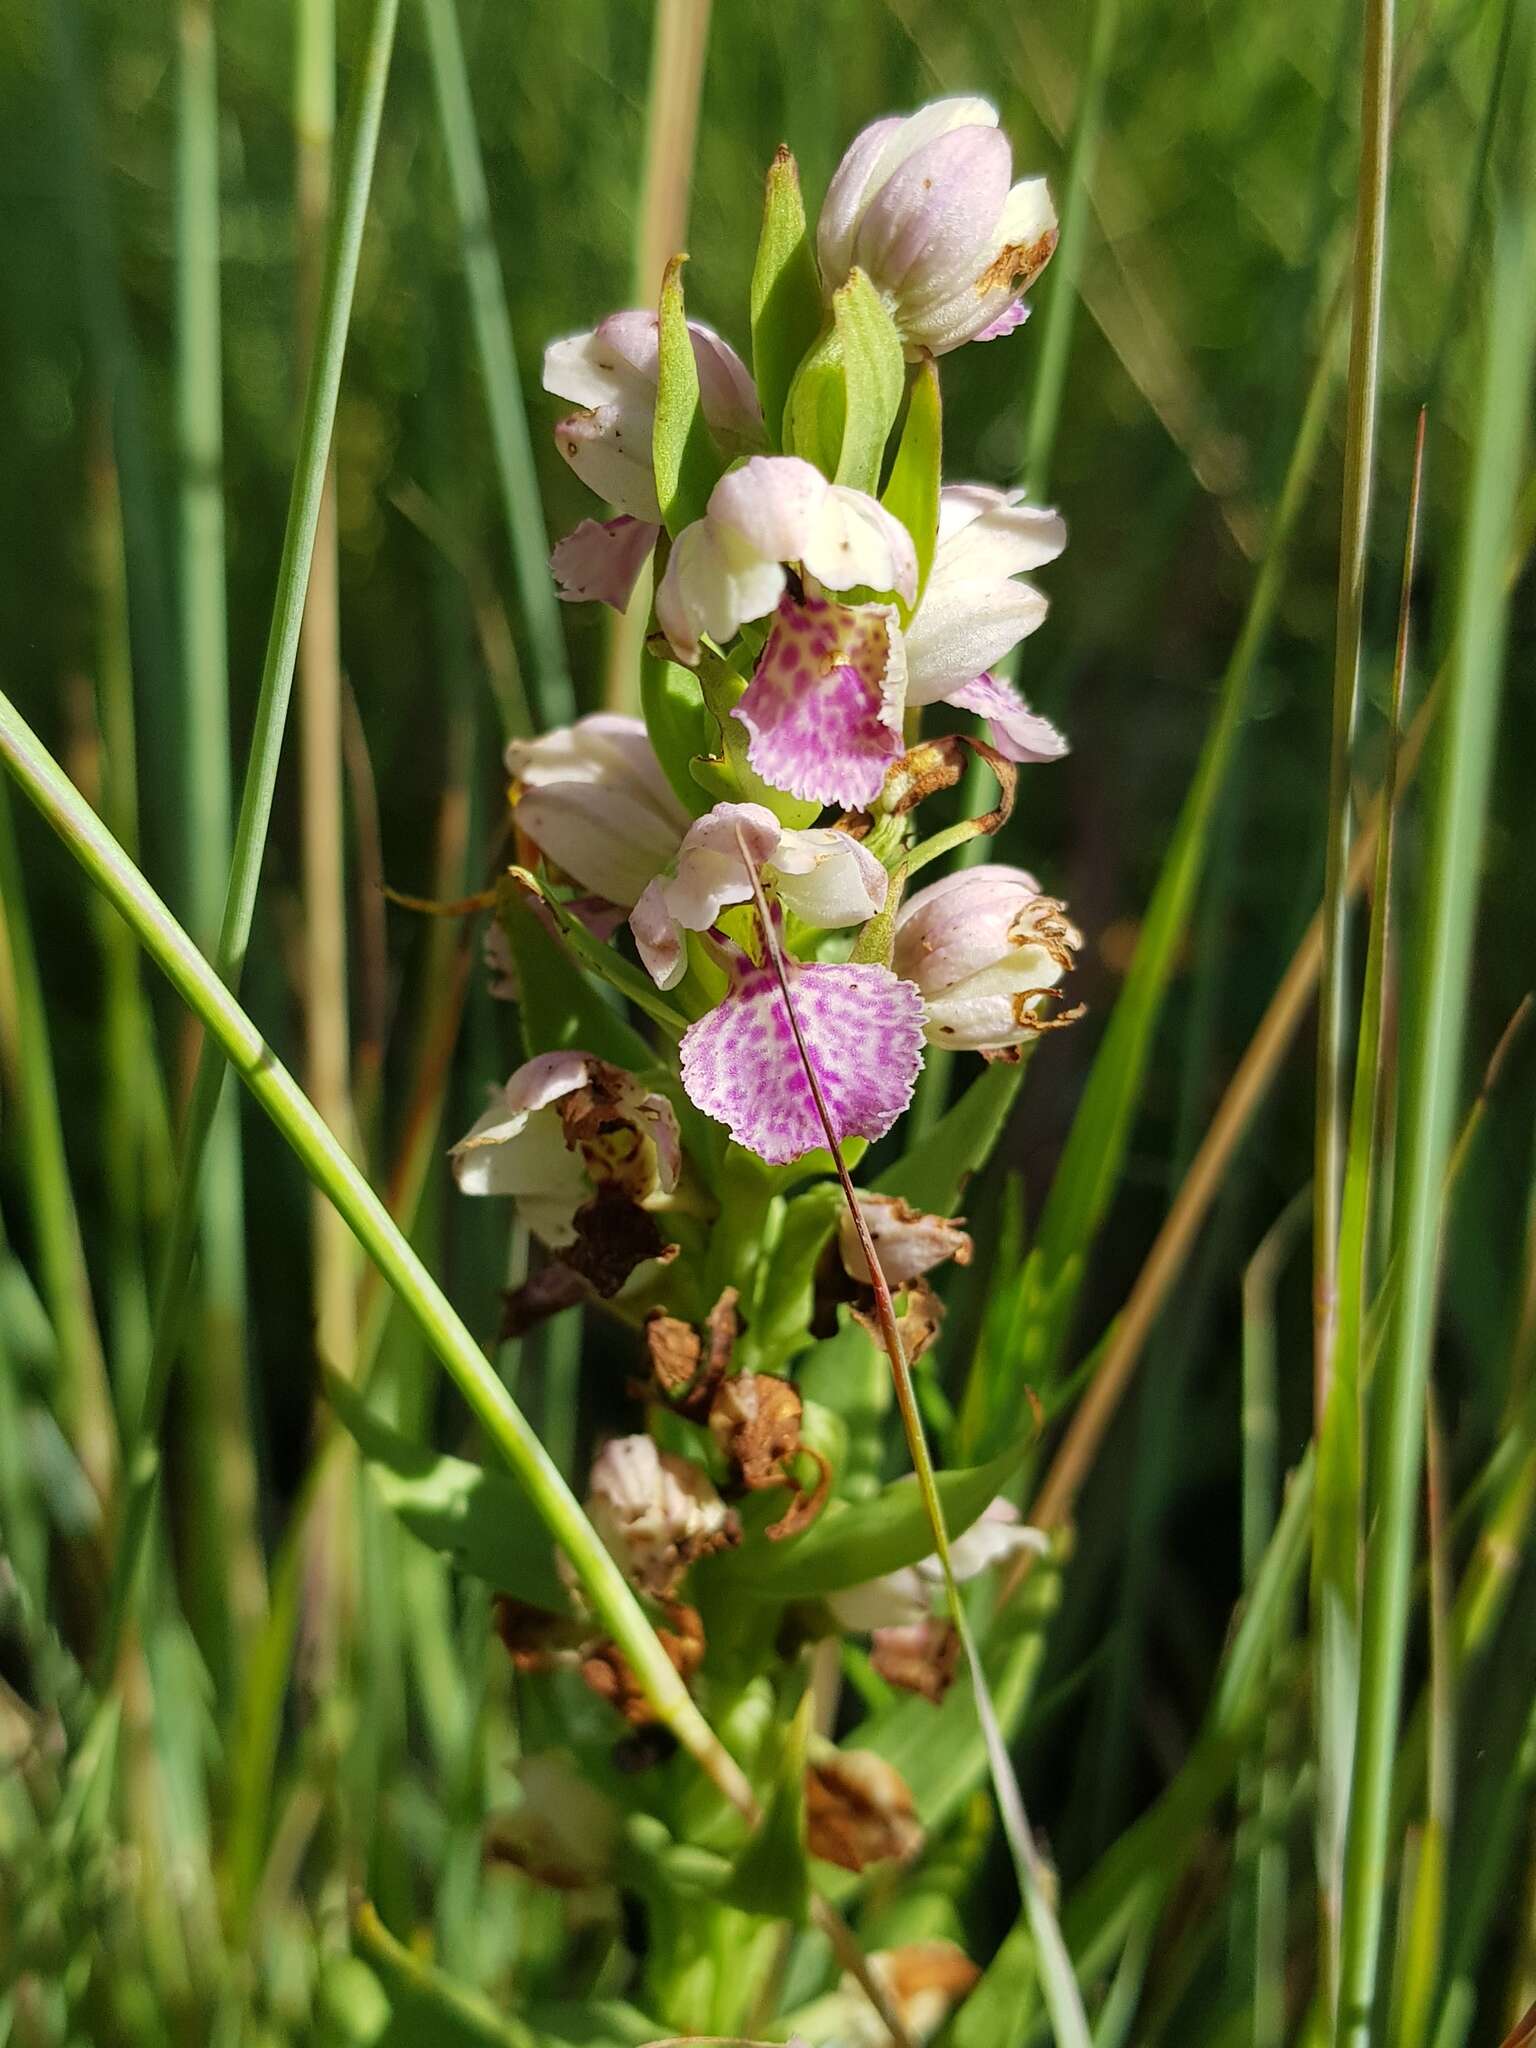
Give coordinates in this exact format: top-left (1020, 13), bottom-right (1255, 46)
top-left (837, 1192), bottom-right (972, 1290)
top-left (851, 1277), bottom-right (945, 1364)
top-left (806, 1748), bottom-right (923, 1872)
top-left (870, 1617), bottom-right (961, 1704)
top-left (580, 1603), bottom-right (706, 1727)
top-left (566, 1190), bottom-right (679, 1298)
top-left (709, 1373), bottom-right (803, 1489)
top-left (644, 1310), bottom-right (701, 1396)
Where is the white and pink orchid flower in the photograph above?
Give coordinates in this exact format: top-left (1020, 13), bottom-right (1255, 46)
top-left (733, 483), bottom-right (1066, 810)
top-left (654, 455), bottom-right (918, 667)
top-left (628, 800), bottom-right (889, 991)
top-left (827, 1498), bottom-right (1047, 1632)
top-left (817, 97), bottom-right (1058, 358)
top-left (544, 310), bottom-right (763, 608)
top-left (507, 714), bottom-right (691, 908)
top-left (450, 1050), bottom-right (681, 1246)
top-left (893, 863), bottom-right (1082, 1053)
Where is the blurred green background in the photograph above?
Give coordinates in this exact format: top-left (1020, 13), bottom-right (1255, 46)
top-left (2, 0), bottom-right (1533, 2041)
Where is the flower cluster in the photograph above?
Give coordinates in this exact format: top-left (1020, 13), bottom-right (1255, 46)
top-left (450, 99), bottom-right (1083, 1895)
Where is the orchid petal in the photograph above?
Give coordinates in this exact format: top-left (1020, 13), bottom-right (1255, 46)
top-left (680, 953), bottom-right (924, 1164)
top-left (736, 593), bottom-right (906, 809)
top-left (946, 672), bottom-right (1069, 764)
top-left (549, 514), bottom-right (659, 610)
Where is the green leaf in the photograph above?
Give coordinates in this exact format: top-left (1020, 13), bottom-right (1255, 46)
top-left (876, 1061), bottom-right (1022, 1216)
top-left (707, 1433), bottom-right (1029, 1599)
top-left (848, 862), bottom-right (906, 969)
top-left (498, 889), bottom-right (656, 1070)
top-left (950, 1921), bottom-right (1040, 2048)
top-left (653, 255), bottom-right (724, 536)
top-left (881, 358), bottom-right (942, 614)
top-left (748, 1183), bottom-right (844, 1369)
top-left (325, 1370), bottom-right (571, 1614)
top-left (750, 145), bottom-right (824, 453)
top-left (723, 1689), bottom-right (811, 1919)
top-left (640, 644), bottom-right (714, 816)
top-left (784, 269), bottom-right (904, 495)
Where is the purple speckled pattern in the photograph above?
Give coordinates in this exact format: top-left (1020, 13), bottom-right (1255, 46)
top-left (680, 954), bottom-right (925, 1165)
top-left (734, 593), bottom-right (903, 809)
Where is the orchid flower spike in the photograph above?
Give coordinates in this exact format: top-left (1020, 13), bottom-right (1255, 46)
top-left (654, 455), bottom-right (917, 666)
top-left (629, 800), bottom-right (889, 991)
top-left (450, 1051), bottom-right (681, 1245)
top-left (544, 310), bottom-right (763, 608)
top-left (817, 97), bottom-right (1058, 357)
top-left (893, 863), bottom-right (1082, 1055)
top-left (506, 714), bottom-right (691, 908)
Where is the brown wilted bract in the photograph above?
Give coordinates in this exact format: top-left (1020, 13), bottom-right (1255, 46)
top-left (641, 1287), bottom-right (738, 1413)
top-left (580, 1602), bottom-right (706, 1727)
top-left (870, 1617), bottom-right (962, 1704)
top-left (806, 1748), bottom-right (924, 1871)
top-left (852, 1276), bottom-right (945, 1365)
top-left (707, 1370), bottom-right (831, 1539)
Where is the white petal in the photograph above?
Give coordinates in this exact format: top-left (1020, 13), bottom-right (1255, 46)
top-left (655, 518), bottom-right (786, 664)
top-left (630, 880), bottom-right (686, 991)
top-left (542, 312), bottom-right (659, 410)
top-left (804, 488), bottom-right (919, 604)
top-left (771, 828), bottom-right (888, 927)
top-left (903, 581), bottom-right (1049, 704)
top-left (553, 405), bottom-right (661, 522)
top-left (517, 784), bottom-right (681, 906)
top-left (826, 1566), bottom-right (931, 1632)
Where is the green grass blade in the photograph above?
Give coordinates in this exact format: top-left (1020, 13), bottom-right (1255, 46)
top-left (104, 0), bottom-right (403, 1685)
top-left (1312, 0), bottom-right (1393, 1453)
top-left (1020, 0), bottom-right (1122, 500)
top-left (1314, 401), bottom-right (1421, 2010)
top-left (417, 0), bottom-right (572, 730)
top-left (175, 0), bottom-right (267, 1689)
top-left (1012, 294), bottom-right (1342, 1385)
top-left (1333, 73), bottom-right (1536, 2041)
top-left (0, 681), bottom-right (755, 1820)
top-left (0, 780), bottom-right (115, 1504)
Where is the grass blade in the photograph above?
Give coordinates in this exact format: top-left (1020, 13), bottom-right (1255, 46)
top-left (102, 0), bottom-right (403, 1685)
top-left (418, 0), bottom-right (573, 730)
top-left (1333, 70), bottom-right (1536, 2041)
top-left (175, 0), bottom-right (268, 1687)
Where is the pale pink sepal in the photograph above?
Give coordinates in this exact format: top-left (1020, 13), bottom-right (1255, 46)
top-left (549, 514), bottom-right (659, 610)
top-left (946, 672), bottom-right (1069, 764)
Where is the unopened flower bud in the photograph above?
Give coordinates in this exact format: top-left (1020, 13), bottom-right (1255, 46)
top-left (893, 863), bottom-right (1081, 1054)
top-left (582, 1435), bottom-right (737, 1600)
top-left (817, 98), bottom-right (1057, 358)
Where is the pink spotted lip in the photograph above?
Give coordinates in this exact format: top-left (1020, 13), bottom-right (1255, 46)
top-left (735, 592), bottom-right (906, 811)
top-left (680, 952), bottom-right (925, 1165)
